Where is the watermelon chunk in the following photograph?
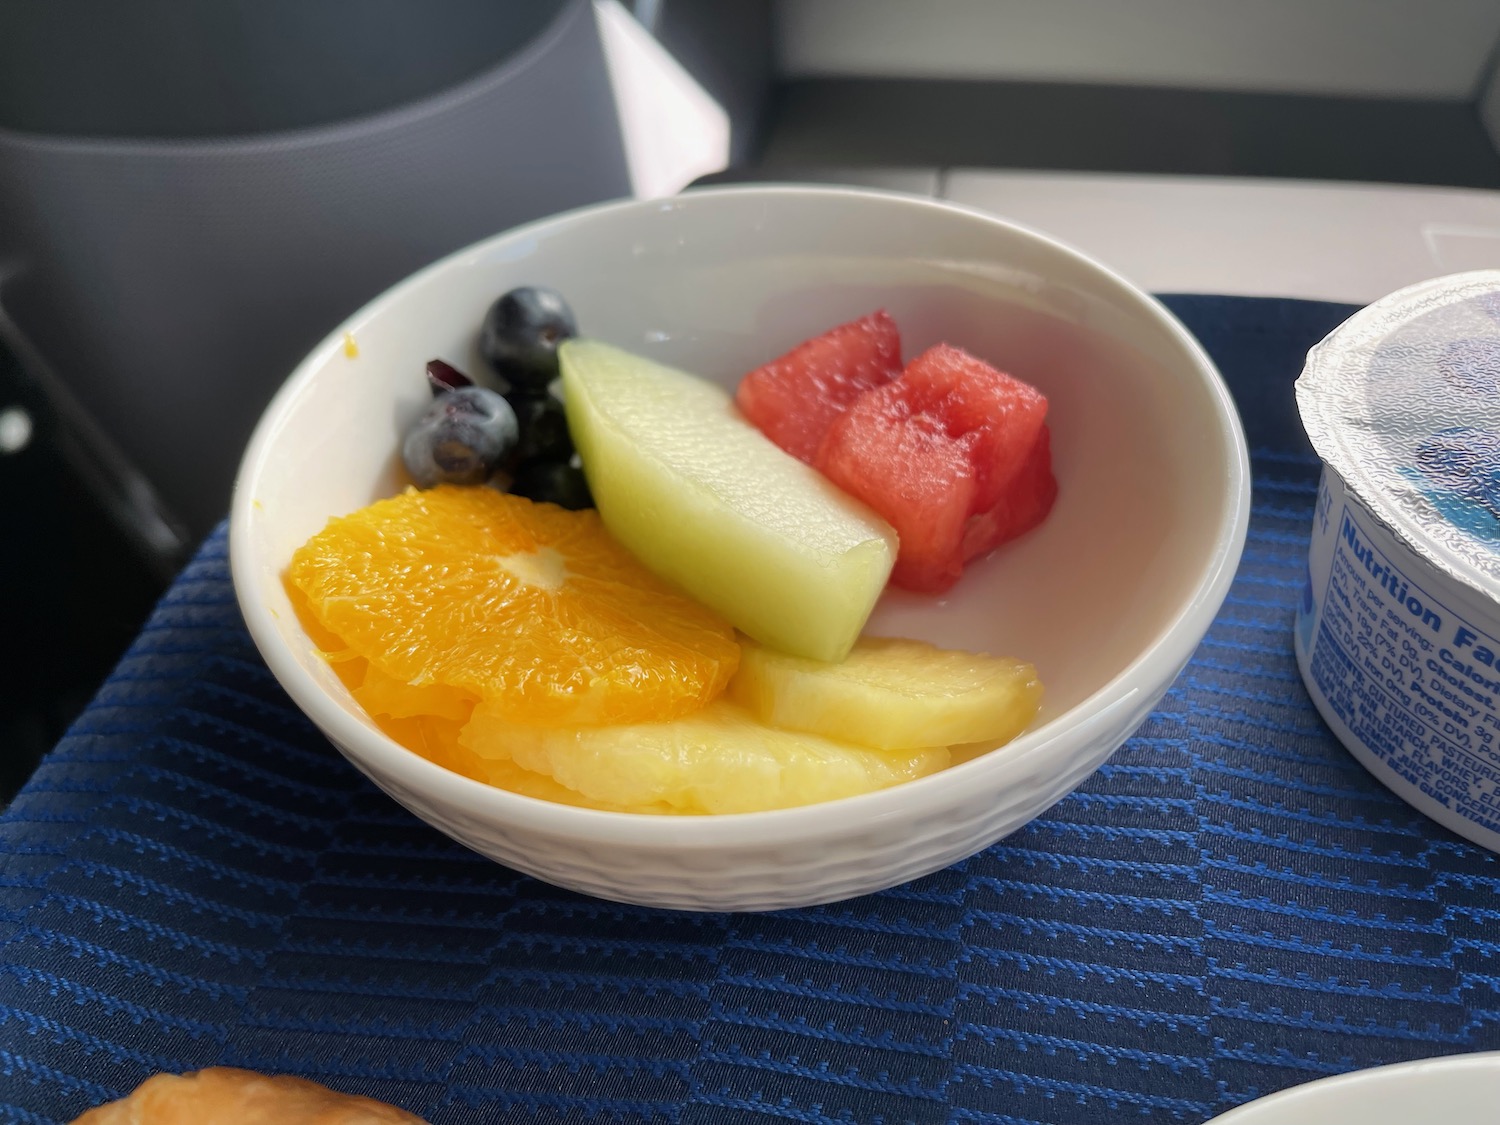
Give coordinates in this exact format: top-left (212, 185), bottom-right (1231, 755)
top-left (815, 344), bottom-right (1052, 593)
top-left (736, 310), bottom-right (903, 463)
top-left (960, 425), bottom-right (1057, 561)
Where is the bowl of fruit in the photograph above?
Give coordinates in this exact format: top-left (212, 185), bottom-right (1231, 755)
top-left (230, 185), bottom-right (1249, 911)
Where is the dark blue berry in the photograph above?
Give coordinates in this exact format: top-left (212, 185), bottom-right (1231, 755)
top-left (508, 392), bottom-right (574, 465)
top-left (509, 460), bottom-right (593, 510)
top-left (480, 286), bottom-right (578, 390)
top-left (402, 386), bottom-right (518, 488)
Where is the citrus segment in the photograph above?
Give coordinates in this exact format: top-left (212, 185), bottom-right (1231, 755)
top-left (729, 636), bottom-right (1042, 751)
top-left (353, 661), bottom-right (479, 722)
top-left (460, 698), bottom-right (949, 815)
top-left (283, 577), bottom-right (362, 667)
top-left (369, 711), bottom-right (471, 769)
top-left (287, 485), bottom-right (739, 726)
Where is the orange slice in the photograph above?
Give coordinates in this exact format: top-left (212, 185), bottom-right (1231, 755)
top-left (288, 485), bottom-right (739, 726)
top-left (354, 661), bottom-right (479, 723)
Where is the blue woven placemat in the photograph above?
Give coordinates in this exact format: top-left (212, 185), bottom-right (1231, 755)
top-left (2, 295), bottom-right (1498, 1125)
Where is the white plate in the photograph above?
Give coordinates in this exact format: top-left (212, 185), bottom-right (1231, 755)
top-left (1207, 1053), bottom-right (1500, 1124)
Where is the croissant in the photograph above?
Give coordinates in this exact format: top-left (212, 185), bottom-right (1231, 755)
top-left (70, 1066), bottom-right (426, 1124)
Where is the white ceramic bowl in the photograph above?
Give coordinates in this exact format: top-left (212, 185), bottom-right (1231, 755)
top-left (1204, 1052), bottom-right (1500, 1124)
top-left (230, 186), bottom-right (1249, 911)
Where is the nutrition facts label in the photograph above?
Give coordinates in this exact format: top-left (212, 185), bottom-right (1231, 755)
top-left (1304, 503), bottom-right (1500, 834)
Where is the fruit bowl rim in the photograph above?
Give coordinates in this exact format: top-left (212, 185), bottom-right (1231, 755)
top-left (230, 182), bottom-right (1251, 849)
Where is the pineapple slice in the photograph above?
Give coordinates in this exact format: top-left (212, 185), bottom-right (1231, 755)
top-left (373, 706), bottom-right (679, 813)
top-left (729, 636), bottom-right (1042, 751)
top-left (459, 698), bottom-right (948, 815)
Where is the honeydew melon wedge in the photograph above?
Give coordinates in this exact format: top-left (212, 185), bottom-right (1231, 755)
top-left (560, 339), bottom-right (896, 663)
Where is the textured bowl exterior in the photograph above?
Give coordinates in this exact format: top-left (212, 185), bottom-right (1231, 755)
top-left (306, 668), bottom-right (1175, 912)
top-left (231, 186), bottom-right (1248, 912)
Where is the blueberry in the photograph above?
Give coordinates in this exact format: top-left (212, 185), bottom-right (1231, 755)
top-left (480, 286), bottom-right (578, 390)
top-left (508, 392), bottom-right (574, 464)
top-left (509, 460), bottom-right (593, 510)
top-left (402, 386), bottom-right (518, 488)
top-left (426, 358), bottom-right (473, 396)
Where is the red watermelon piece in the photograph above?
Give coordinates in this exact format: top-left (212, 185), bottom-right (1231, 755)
top-left (960, 425), bottom-right (1057, 561)
top-left (736, 310), bottom-right (903, 463)
top-left (815, 344), bottom-right (1052, 593)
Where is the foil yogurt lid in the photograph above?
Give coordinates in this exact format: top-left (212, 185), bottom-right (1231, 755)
top-left (1296, 270), bottom-right (1500, 602)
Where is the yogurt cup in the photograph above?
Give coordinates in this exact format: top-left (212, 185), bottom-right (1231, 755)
top-left (1295, 272), bottom-right (1500, 851)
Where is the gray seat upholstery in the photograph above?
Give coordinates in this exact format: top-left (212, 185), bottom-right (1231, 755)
top-left (0, 0), bottom-right (633, 535)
